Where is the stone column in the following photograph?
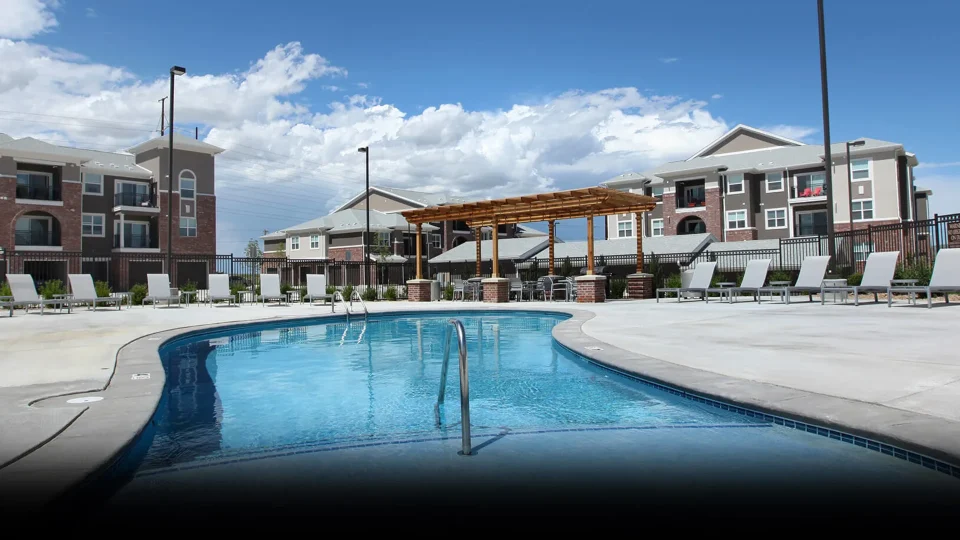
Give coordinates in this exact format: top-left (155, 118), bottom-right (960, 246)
top-left (482, 277), bottom-right (510, 303)
top-left (406, 279), bottom-right (433, 302)
top-left (627, 273), bottom-right (655, 300)
top-left (575, 274), bottom-right (606, 303)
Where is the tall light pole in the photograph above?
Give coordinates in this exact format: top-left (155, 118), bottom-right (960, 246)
top-left (816, 0), bottom-right (837, 274)
top-left (167, 65), bottom-right (186, 273)
top-left (357, 146), bottom-right (370, 286)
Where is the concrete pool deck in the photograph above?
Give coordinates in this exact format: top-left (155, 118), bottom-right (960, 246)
top-left (1, 297), bottom-right (959, 505)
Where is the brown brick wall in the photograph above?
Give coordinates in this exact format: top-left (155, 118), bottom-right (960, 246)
top-left (327, 246), bottom-right (365, 262)
top-left (662, 189), bottom-right (722, 238)
top-left (1, 180), bottom-right (82, 251)
top-left (407, 280), bottom-right (432, 302)
top-left (482, 279), bottom-right (509, 303)
top-left (726, 228), bottom-right (758, 242)
top-left (156, 193), bottom-right (217, 255)
top-left (576, 277), bottom-right (606, 303)
top-left (627, 273), bottom-right (654, 299)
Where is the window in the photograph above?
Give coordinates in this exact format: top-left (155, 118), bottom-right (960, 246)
top-left (15, 216), bottom-right (53, 246)
top-left (290, 235), bottom-right (300, 250)
top-left (116, 221), bottom-right (151, 248)
top-left (179, 171), bottom-right (196, 199)
top-left (82, 214), bottom-right (104, 237)
top-left (617, 214), bottom-right (633, 238)
top-left (430, 233), bottom-right (441, 249)
top-left (852, 199), bottom-right (874, 221)
top-left (727, 174), bottom-right (744, 194)
top-left (795, 210), bottom-right (828, 236)
top-left (851, 159), bottom-right (871, 181)
top-left (310, 234), bottom-right (320, 249)
top-left (651, 218), bottom-right (664, 237)
top-left (679, 183), bottom-right (706, 207)
top-left (794, 173), bottom-right (826, 197)
top-left (83, 173), bottom-right (103, 195)
top-left (377, 232), bottom-right (391, 247)
top-left (16, 171), bottom-right (55, 200)
top-left (765, 208), bottom-right (787, 229)
top-left (646, 185), bottom-right (664, 199)
top-left (726, 210), bottom-right (747, 230)
top-left (854, 241), bottom-right (874, 263)
top-left (481, 229), bottom-right (492, 241)
top-left (179, 217), bottom-right (197, 237)
top-left (765, 172), bottom-right (783, 193)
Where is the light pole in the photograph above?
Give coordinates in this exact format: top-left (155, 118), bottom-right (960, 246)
top-left (357, 146), bottom-right (370, 286)
top-left (167, 65), bottom-right (186, 274)
top-left (816, 0), bottom-right (837, 274)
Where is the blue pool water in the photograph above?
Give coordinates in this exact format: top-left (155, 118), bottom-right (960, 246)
top-left (103, 310), bottom-right (959, 517)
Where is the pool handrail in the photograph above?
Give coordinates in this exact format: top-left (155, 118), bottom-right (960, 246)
top-left (436, 319), bottom-right (472, 456)
top-left (348, 289), bottom-right (369, 320)
top-left (332, 290), bottom-right (351, 320)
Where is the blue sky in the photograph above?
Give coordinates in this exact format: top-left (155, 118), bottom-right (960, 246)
top-left (3, 0), bottom-right (958, 249)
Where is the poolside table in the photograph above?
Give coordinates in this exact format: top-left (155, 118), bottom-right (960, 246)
top-left (180, 290), bottom-right (197, 306)
top-left (819, 278), bottom-right (849, 304)
top-left (890, 279), bottom-right (920, 305)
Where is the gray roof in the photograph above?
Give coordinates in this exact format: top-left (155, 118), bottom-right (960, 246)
top-left (0, 133), bottom-right (13, 144)
top-left (428, 237), bottom-right (552, 264)
top-left (0, 135), bottom-right (153, 179)
top-left (126, 133), bottom-right (225, 156)
top-left (375, 186), bottom-right (466, 206)
top-left (69, 147), bottom-right (153, 179)
top-left (516, 224), bottom-right (547, 237)
top-left (531, 233), bottom-right (714, 259)
top-left (0, 136), bottom-right (88, 162)
top-left (263, 208), bottom-right (437, 238)
top-left (706, 239), bottom-right (780, 252)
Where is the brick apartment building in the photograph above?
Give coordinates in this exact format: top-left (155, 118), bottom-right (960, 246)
top-left (601, 125), bottom-right (931, 243)
top-left (0, 133), bottom-right (223, 286)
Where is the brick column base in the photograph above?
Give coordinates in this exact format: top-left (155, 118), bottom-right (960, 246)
top-left (406, 279), bottom-right (433, 302)
top-left (575, 275), bottom-right (606, 303)
top-left (627, 273), bottom-right (655, 300)
top-left (482, 277), bottom-right (510, 303)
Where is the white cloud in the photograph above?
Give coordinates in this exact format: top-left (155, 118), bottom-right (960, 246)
top-left (85, 7), bottom-right (96, 18)
top-left (357, 82), bottom-right (369, 88)
top-left (0, 0), bottom-right (58, 39)
top-left (711, 94), bottom-right (722, 100)
top-left (321, 85), bottom-right (341, 92)
top-left (659, 57), bottom-right (679, 64)
top-left (916, 161), bottom-right (960, 169)
top-left (760, 124), bottom-right (818, 142)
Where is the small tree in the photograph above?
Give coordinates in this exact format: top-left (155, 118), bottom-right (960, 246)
top-left (560, 257), bottom-right (573, 277)
top-left (245, 239), bottom-right (263, 258)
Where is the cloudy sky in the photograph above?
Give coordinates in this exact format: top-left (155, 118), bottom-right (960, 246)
top-left (1, 0), bottom-right (957, 252)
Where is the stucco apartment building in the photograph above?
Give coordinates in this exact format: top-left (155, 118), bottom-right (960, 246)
top-left (262, 185), bottom-right (545, 262)
top-left (601, 125), bottom-right (931, 243)
top-left (0, 132), bottom-right (223, 285)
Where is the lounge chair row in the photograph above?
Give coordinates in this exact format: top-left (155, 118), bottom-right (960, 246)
top-left (655, 248), bottom-right (960, 308)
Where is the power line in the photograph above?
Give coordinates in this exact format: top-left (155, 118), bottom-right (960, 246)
top-left (0, 109), bottom-right (158, 128)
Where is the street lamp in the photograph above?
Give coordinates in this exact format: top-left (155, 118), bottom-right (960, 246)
top-left (167, 65), bottom-right (186, 274)
top-left (357, 146), bottom-right (370, 286)
top-left (816, 0), bottom-right (838, 274)
top-left (716, 167), bottom-right (729, 240)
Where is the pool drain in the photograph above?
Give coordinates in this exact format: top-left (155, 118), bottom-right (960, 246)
top-left (66, 396), bottom-right (103, 404)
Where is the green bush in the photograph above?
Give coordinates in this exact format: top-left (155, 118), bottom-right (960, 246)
top-left (180, 280), bottom-right (198, 304)
top-left (230, 282), bottom-right (244, 299)
top-left (768, 270), bottom-right (793, 284)
top-left (384, 286), bottom-right (398, 301)
top-left (361, 287), bottom-right (377, 302)
top-left (93, 281), bottom-right (115, 305)
top-left (610, 279), bottom-right (626, 299)
top-left (326, 285), bottom-right (336, 295)
top-left (896, 261), bottom-right (932, 286)
top-left (342, 284), bottom-right (355, 300)
top-left (560, 257), bottom-right (573, 277)
top-left (130, 283), bottom-right (148, 306)
top-left (846, 273), bottom-right (863, 286)
top-left (280, 282), bottom-right (293, 295)
top-left (660, 273), bottom-right (682, 298)
top-left (443, 283), bottom-right (454, 301)
top-left (734, 272), bottom-right (745, 287)
top-left (0, 281), bottom-right (10, 297)
top-left (39, 279), bottom-right (66, 300)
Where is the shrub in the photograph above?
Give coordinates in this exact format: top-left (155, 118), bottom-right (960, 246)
top-left (180, 280), bottom-right (198, 304)
top-left (443, 283), bottom-right (454, 301)
top-left (39, 279), bottom-right (66, 300)
top-left (94, 281), bottom-right (114, 305)
top-left (361, 287), bottom-right (377, 302)
top-left (280, 282), bottom-right (293, 295)
top-left (230, 282), bottom-right (244, 299)
top-left (896, 261), bottom-right (932, 286)
top-left (610, 279), bottom-right (626, 299)
top-left (342, 284), bottom-right (355, 300)
top-left (734, 272), bottom-right (745, 287)
top-left (326, 285), bottom-right (336, 295)
top-left (846, 273), bottom-right (863, 286)
top-left (768, 270), bottom-right (793, 284)
top-left (130, 283), bottom-right (148, 306)
top-left (560, 257), bottom-right (573, 277)
top-left (0, 281), bottom-right (10, 297)
top-left (661, 273), bottom-right (682, 297)
top-left (399, 285), bottom-right (407, 299)
top-left (384, 286), bottom-right (398, 301)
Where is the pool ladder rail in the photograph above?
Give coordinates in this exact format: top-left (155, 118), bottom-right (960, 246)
top-left (332, 289), bottom-right (369, 321)
top-left (435, 319), bottom-right (472, 456)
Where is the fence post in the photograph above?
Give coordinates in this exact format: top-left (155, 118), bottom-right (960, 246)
top-left (934, 214), bottom-right (941, 252)
top-left (867, 225), bottom-right (873, 253)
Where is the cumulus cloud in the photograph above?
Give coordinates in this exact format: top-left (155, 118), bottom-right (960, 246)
top-left (760, 124), bottom-right (818, 142)
top-left (660, 57), bottom-right (679, 64)
top-left (0, 0), bottom-right (58, 39)
top-left (911, 173), bottom-right (959, 215)
top-left (711, 94), bottom-right (722, 100)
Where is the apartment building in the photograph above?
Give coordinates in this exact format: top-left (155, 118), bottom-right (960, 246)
top-left (262, 185), bottom-right (546, 261)
top-left (0, 132), bottom-right (223, 282)
top-left (601, 125), bottom-right (927, 242)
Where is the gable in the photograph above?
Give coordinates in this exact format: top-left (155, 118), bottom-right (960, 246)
top-left (340, 191), bottom-right (420, 212)
top-left (700, 131), bottom-right (795, 157)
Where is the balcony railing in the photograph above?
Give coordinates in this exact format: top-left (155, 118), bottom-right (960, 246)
top-left (790, 184), bottom-right (826, 199)
top-left (15, 229), bottom-right (58, 246)
top-left (114, 233), bottom-right (152, 249)
top-left (16, 184), bottom-right (61, 201)
top-left (676, 195), bottom-right (707, 209)
top-left (114, 192), bottom-right (155, 207)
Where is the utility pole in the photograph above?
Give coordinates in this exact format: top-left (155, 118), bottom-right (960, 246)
top-left (817, 0), bottom-right (837, 274)
top-left (158, 97), bottom-right (167, 136)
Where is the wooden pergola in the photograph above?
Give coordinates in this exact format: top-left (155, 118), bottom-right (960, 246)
top-left (401, 187), bottom-right (657, 279)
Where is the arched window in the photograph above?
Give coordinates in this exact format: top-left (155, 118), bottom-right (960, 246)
top-left (179, 170), bottom-right (196, 199)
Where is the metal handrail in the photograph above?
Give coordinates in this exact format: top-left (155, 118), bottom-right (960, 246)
top-left (435, 319), bottom-right (472, 456)
top-left (349, 289), bottom-right (369, 320)
top-left (332, 290), bottom-right (352, 320)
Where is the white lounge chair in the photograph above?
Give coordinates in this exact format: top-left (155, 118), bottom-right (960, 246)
top-left (656, 262), bottom-right (717, 303)
top-left (303, 274), bottom-right (333, 310)
top-left (820, 251), bottom-right (899, 306)
top-left (208, 274), bottom-right (238, 306)
top-left (68, 274), bottom-right (122, 311)
top-left (759, 255), bottom-right (831, 304)
top-left (705, 259), bottom-right (772, 303)
top-left (143, 274), bottom-right (182, 308)
top-left (258, 274), bottom-right (287, 306)
top-left (888, 248), bottom-right (960, 309)
top-left (2, 274), bottom-right (75, 316)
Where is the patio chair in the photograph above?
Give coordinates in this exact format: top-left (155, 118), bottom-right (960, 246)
top-left (2, 274), bottom-right (75, 316)
top-left (509, 277), bottom-right (525, 301)
top-left (888, 248), bottom-right (960, 309)
top-left (68, 274), bottom-right (122, 311)
top-left (656, 262), bottom-right (717, 303)
top-left (207, 274), bottom-right (238, 307)
top-left (820, 251), bottom-right (899, 306)
top-left (704, 259), bottom-right (771, 303)
top-left (144, 274), bottom-right (182, 308)
top-left (758, 255), bottom-right (830, 304)
top-left (303, 274), bottom-right (334, 309)
top-left (258, 274), bottom-right (288, 306)
top-left (452, 280), bottom-right (466, 301)
top-left (539, 276), bottom-right (556, 301)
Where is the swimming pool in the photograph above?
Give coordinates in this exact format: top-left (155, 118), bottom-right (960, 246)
top-left (100, 311), bottom-right (959, 518)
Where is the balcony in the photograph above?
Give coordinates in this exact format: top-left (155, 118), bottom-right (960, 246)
top-left (15, 184), bottom-right (62, 204)
top-left (789, 174), bottom-right (827, 203)
top-left (16, 229), bottom-right (60, 247)
top-left (113, 191), bottom-right (159, 213)
top-left (113, 233), bottom-right (157, 250)
top-left (675, 180), bottom-right (706, 213)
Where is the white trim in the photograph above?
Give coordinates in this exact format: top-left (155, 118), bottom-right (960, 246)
top-left (764, 207), bottom-right (788, 230)
top-left (726, 173), bottom-right (745, 194)
top-left (14, 245), bottom-right (63, 251)
top-left (14, 158), bottom-right (67, 166)
top-left (725, 209), bottom-right (748, 230)
top-left (332, 186), bottom-right (429, 213)
top-left (309, 234), bottom-right (321, 250)
top-left (650, 218), bottom-right (664, 237)
top-left (82, 213), bottom-right (106, 237)
top-left (111, 247), bottom-right (161, 253)
top-left (849, 157), bottom-right (873, 184)
top-left (0, 174), bottom-right (16, 179)
top-left (15, 199), bottom-right (63, 207)
top-left (851, 198), bottom-right (875, 222)
top-left (675, 206), bottom-right (706, 214)
top-left (178, 170), bottom-right (197, 200)
top-left (290, 235), bottom-right (301, 250)
top-left (82, 172), bottom-right (103, 196)
top-left (686, 124), bottom-right (805, 161)
top-left (764, 171), bottom-right (784, 193)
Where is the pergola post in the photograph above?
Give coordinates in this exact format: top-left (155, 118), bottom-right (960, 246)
top-left (406, 222), bottom-right (432, 302)
top-left (627, 215), bottom-right (655, 300)
top-left (475, 226), bottom-right (482, 277)
top-left (491, 217), bottom-right (499, 277)
top-left (636, 226), bottom-right (643, 273)
top-left (586, 215), bottom-right (595, 275)
top-left (548, 220), bottom-right (556, 276)
top-left (575, 214), bottom-right (605, 302)
top-left (415, 223), bottom-right (423, 279)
